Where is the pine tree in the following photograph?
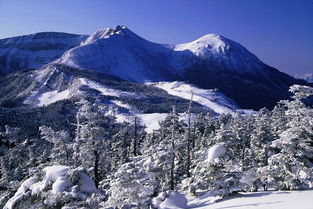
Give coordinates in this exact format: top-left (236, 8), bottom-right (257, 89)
top-left (266, 85), bottom-right (313, 189)
top-left (250, 108), bottom-right (273, 167)
top-left (39, 126), bottom-right (71, 164)
top-left (75, 99), bottom-right (116, 188)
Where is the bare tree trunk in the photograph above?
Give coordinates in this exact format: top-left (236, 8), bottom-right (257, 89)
top-left (94, 150), bottom-right (99, 188)
top-left (74, 112), bottom-right (81, 166)
top-left (241, 136), bottom-right (246, 171)
top-left (192, 122), bottom-right (196, 149)
top-left (170, 106), bottom-right (176, 190)
top-left (264, 144), bottom-right (268, 166)
top-left (133, 117), bottom-right (138, 156)
top-left (187, 93), bottom-right (193, 178)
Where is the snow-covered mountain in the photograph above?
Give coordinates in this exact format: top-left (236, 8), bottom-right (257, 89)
top-left (56, 26), bottom-right (180, 82)
top-left (0, 26), bottom-right (311, 110)
top-left (53, 26), bottom-right (312, 109)
top-left (55, 26), bottom-right (266, 81)
top-left (0, 32), bottom-right (87, 75)
top-left (174, 33), bottom-right (264, 74)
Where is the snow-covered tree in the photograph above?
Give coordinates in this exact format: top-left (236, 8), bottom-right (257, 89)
top-left (107, 159), bottom-right (157, 208)
top-left (188, 144), bottom-right (241, 196)
top-left (250, 108), bottom-right (273, 167)
top-left (265, 85), bottom-right (313, 189)
top-left (39, 126), bottom-right (71, 165)
top-left (75, 99), bottom-right (116, 188)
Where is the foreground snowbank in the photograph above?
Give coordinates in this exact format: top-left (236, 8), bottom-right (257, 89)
top-left (4, 165), bottom-right (98, 209)
top-left (188, 190), bottom-right (313, 209)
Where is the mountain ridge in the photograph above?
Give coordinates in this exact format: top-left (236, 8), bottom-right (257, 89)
top-left (0, 32), bottom-right (87, 75)
top-left (0, 26), bottom-right (311, 110)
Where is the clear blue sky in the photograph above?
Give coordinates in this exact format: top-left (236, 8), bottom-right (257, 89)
top-left (0, 0), bottom-right (312, 76)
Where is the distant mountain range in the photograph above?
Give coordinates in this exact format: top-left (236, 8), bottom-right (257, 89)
top-left (0, 32), bottom-right (87, 75)
top-left (0, 25), bottom-right (311, 116)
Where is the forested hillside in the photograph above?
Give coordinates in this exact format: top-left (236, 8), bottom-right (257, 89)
top-left (1, 84), bottom-right (312, 209)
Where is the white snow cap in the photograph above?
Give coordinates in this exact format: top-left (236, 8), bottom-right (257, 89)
top-left (207, 144), bottom-right (226, 163)
top-left (174, 32), bottom-right (263, 73)
top-left (175, 33), bottom-right (228, 55)
top-left (82, 25), bottom-right (128, 45)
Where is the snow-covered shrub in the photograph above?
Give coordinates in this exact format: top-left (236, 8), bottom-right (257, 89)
top-left (4, 165), bottom-right (100, 209)
top-left (188, 144), bottom-right (241, 196)
top-left (240, 168), bottom-right (260, 192)
top-left (207, 144), bottom-right (226, 163)
top-left (106, 157), bottom-right (158, 209)
top-left (259, 153), bottom-right (313, 190)
top-left (152, 191), bottom-right (187, 209)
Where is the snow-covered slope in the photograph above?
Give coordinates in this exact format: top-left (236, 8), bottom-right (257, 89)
top-left (150, 81), bottom-right (238, 114)
top-left (22, 67), bottom-right (142, 107)
top-left (1, 26), bottom-right (311, 110)
top-left (188, 190), bottom-right (313, 209)
top-left (4, 63), bottom-right (241, 133)
top-left (0, 32), bottom-right (87, 74)
top-left (174, 34), bottom-right (264, 74)
top-left (57, 25), bottom-right (179, 82)
top-left (56, 26), bottom-right (265, 81)
top-left (52, 25), bottom-right (313, 110)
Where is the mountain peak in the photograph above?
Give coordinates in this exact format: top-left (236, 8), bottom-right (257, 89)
top-left (175, 33), bottom-right (229, 55)
top-left (82, 25), bottom-right (130, 45)
top-left (174, 32), bottom-right (264, 73)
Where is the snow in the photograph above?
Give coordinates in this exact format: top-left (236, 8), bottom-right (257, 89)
top-left (160, 191), bottom-right (188, 209)
top-left (138, 113), bottom-right (198, 134)
top-left (80, 78), bottom-right (140, 98)
top-left (3, 177), bottom-right (38, 209)
top-left (37, 89), bottom-right (70, 106)
top-left (106, 100), bottom-right (168, 134)
top-left (52, 176), bottom-right (71, 194)
top-left (111, 100), bottom-right (133, 110)
top-left (137, 113), bottom-right (168, 133)
top-left (8, 165), bottom-right (70, 200)
top-left (14, 177), bottom-right (38, 198)
top-left (4, 165), bottom-right (98, 209)
top-left (57, 26), bottom-right (177, 82)
top-left (78, 172), bottom-right (98, 194)
top-left (207, 144), bottom-right (226, 163)
top-left (0, 32), bottom-right (87, 74)
top-left (174, 33), bottom-right (263, 73)
top-left (175, 34), bottom-right (227, 55)
top-left (188, 190), bottom-right (313, 209)
top-left (240, 169), bottom-right (259, 186)
top-left (150, 81), bottom-right (237, 114)
top-left (81, 26), bottom-right (128, 45)
top-left (30, 181), bottom-right (45, 196)
top-left (43, 165), bottom-right (69, 183)
top-left (153, 191), bottom-right (188, 209)
top-left (24, 76), bottom-right (141, 107)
